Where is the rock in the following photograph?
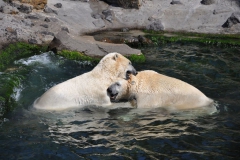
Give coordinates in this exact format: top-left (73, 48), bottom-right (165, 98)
top-left (41, 35), bottom-right (54, 44)
top-left (54, 3), bottom-right (62, 8)
top-left (61, 27), bottom-right (69, 33)
top-left (124, 36), bottom-right (139, 43)
top-left (19, 4), bottom-right (33, 13)
top-left (44, 17), bottom-right (50, 22)
top-left (22, 19), bottom-right (34, 27)
top-left (70, 0), bottom-right (89, 2)
top-left (40, 24), bottom-right (48, 28)
top-left (40, 31), bottom-right (55, 36)
top-left (0, 0), bottom-right (6, 8)
top-left (49, 31), bottom-right (141, 56)
top-left (102, 9), bottom-right (113, 22)
top-left (92, 13), bottom-right (102, 19)
top-left (44, 17), bottom-right (58, 22)
top-left (0, 14), bottom-right (4, 20)
top-left (12, 1), bottom-right (33, 13)
top-left (213, 6), bottom-right (231, 15)
top-left (5, 27), bottom-right (16, 34)
top-left (222, 19), bottom-right (234, 28)
top-left (201, 0), bottom-right (215, 5)
top-left (146, 20), bottom-right (164, 31)
top-left (222, 12), bottom-right (240, 28)
top-left (25, 14), bottom-right (39, 19)
top-left (170, 0), bottom-right (183, 5)
top-left (102, 0), bottom-right (142, 9)
top-left (19, 0), bottom-right (47, 10)
top-left (44, 6), bottom-right (58, 15)
top-left (2, 5), bottom-right (19, 14)
top-left (28, 39), bottom-right (37, 44)
top-left (11, 1), bottom-right (21, 8)
top-left (121, 28), bottom-right (129, 32)
top-left (96, 42), bottom-right (141, 56)
top-left (138, 35), bottom-right (152, 44)
top-left (18, 3), bottom-right (33, 13)
top-left (138, 35), bottom-right (146, 43)
top-left (148, 17), bottom-right (155, 22)
top-left (49, 18), bottom-right (58, 22)
top-left (92, 19), bottom-right (105, 28)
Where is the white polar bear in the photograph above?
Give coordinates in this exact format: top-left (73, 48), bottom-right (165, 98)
top-left (34, 52), bottom-right (137, 110)
top-left (107, 70), bottom-right (215, 111)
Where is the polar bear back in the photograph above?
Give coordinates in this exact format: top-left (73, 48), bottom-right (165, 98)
top-left (34, 72), bottom-right (110, 110)
top-left (130, 70), bottom-right (213, 109)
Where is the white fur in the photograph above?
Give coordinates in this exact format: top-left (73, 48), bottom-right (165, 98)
top-left (112, 70), bottom-right (214, 110)
top-left (34, 52), bottom-right (134, 110)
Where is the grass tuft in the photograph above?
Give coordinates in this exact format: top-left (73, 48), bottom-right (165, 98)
top-left (128, 53), bottom-right (146, 63)
top-left (57, 50), bottom-right (100, 64)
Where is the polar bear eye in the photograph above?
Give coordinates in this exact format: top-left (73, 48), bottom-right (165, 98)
top-left (129, 62), bottom-right (132, 65)
top-left (116, 82), bottom-right (121, 86)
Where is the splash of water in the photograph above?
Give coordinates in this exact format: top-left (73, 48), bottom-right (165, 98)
top-left (15, 52), bottom-right (53, 66)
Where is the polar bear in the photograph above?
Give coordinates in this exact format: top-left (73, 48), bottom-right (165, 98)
top-left (34, 52), bottom-right (137, 110)
top-left (107, 70), bottom-right (214, 111)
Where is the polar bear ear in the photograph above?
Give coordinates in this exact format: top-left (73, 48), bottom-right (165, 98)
top-left (112, 54), bottom-right (118, 61)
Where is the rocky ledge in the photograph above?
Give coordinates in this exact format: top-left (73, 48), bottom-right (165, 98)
top-left (0, 0), bottom-right (240, 56)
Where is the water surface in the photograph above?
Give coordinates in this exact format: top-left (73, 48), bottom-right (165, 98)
top-left (0, 43), bottom-right (240, 159)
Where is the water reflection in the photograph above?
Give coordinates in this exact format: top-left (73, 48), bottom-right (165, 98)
top-left (0, 43), bottom-right (240, 159)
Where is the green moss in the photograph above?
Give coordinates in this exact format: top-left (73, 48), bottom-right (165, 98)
top-left (0, 73), bottom-right (24, 116)
top-left (0, 42), bottom-right (46, 118)
top-left (0, 42), bottom-right (48, 71)
top-left (128, 53), bottom-right (146, 63)
top-left (143, 30), bottom-right (240, 47)
top-left (57, 50), bottom-right (100, 64)
top-left (58, 50), bottom-right (146, 64)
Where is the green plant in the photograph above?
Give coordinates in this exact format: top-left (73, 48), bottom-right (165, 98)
top-left (0, 73), bottom-right (24, 116)
top-left (143, 30), bottom-right (240, 47)
top-left (0, 42), bottom-right (47, 71)
top-left (57, 50), bottom-right (100, 64)
top-left (128, 53), bottom-right (146, 63)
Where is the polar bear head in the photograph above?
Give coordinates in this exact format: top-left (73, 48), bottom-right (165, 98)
top-left (96, 52), bottom-right (137, 80)
top-left (107, 74), bottom-right (136, 102)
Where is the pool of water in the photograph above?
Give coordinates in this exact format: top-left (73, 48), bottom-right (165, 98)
top-left (0, 43), bottom-right (240, 159)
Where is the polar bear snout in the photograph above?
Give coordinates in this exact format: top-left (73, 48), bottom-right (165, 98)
top-left (107, 82), bottom-right (120, 101)
top-left (126, 66), bottom-right (137, 79)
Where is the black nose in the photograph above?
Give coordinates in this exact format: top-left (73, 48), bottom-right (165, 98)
top-left (126, 70), bottom-right (132, 74)
top-left (107, 87), bottom-right (112, 94)
top-left (127, 69), bottom-right (137, 76)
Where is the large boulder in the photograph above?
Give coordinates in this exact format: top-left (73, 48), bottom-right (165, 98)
top-left (49, 31), bottom-right (141, 57)
top-left (222, 12), bottom-right (240, 28)
top-left (102, 0), bottom-right (142, 9)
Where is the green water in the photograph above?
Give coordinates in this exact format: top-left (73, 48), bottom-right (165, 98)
top-left (0, 42), bottom-right (239, 159)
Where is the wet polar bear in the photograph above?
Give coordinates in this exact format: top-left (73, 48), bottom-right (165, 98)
top-left (107, 70), bottom-right (215, 112)
top-left (34, 52), bottom-right (137, 110)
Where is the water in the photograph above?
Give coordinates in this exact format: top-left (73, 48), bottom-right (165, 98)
top-left (0, 43), bottom-right (240, 159)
